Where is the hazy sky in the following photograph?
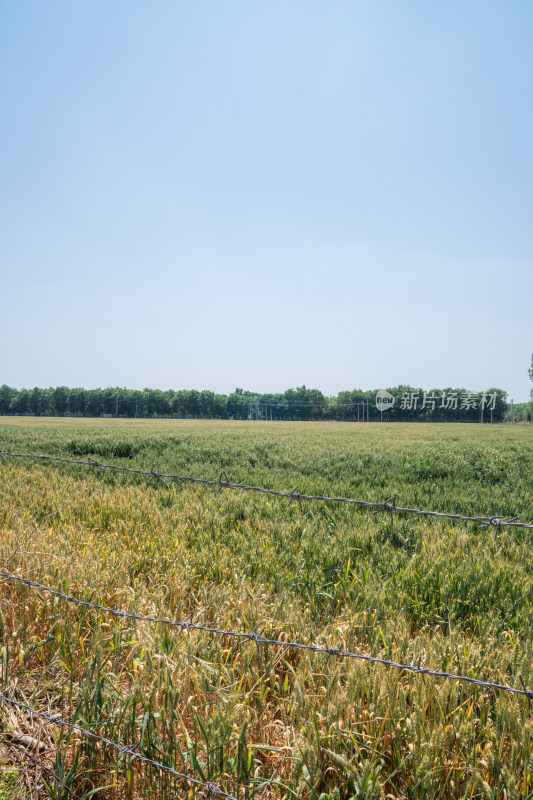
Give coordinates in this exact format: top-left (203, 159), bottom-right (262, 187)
top-left (1, 2), bottom-right (532, 401)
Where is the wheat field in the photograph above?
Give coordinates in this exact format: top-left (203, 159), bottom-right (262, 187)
top-left (0, 418), bottom-right (532, 799)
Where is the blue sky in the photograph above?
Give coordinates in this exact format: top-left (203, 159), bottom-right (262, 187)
top-left (1, 1), bottom-right (532, 401)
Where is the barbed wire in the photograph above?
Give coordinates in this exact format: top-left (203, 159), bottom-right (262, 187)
top-left (0, 449), bottom-right (531, 531)
top-left (1, 570), bottom-right (532, 704)
top-left (2, 449), bottom-right (531, 797)
top-left (0, 691), bottom-right (237, 800)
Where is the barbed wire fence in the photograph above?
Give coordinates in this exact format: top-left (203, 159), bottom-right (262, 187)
top-left (1, 449), bottom-right (532, 532)
top-left (1, 448), bottom-right (533, 795)
top-left (0, 570), bottom-right (532, 702)
top-left (1, 566), bottom-right (533, 796)
top-left (1, 564), bottom-right (533, 795)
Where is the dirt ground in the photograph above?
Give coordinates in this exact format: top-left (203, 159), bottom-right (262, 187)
top-left (0, 723), bottom-right (57, 800)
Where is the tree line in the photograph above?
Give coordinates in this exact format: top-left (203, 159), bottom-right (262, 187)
top-left (0, 384), bottom-right (510, 422)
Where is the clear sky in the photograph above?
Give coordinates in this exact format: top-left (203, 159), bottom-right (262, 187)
top-left (1, 2), bottom-right (532, 401)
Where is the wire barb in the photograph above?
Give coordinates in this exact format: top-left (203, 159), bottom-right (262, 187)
top-left (415, 656), bottom-right (427, 683)
top-left (238, 623), bottom-right (264, 650)
top-left (217, 470), bottom-right (231, 493)
top-left (178, 613), bottom-right (194, 635)
top-left (322, 637), bottom-right (343, 668)
top-left (288, 486), bottom-right (303, 511)
top-left (479, 515), bottom-right (520, 542)
top-left (147, 461), bottom-right (169, 489)
top-left (372, 495), bottom-right (397, 528)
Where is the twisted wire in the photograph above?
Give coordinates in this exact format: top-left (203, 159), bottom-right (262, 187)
top-left (1, 570), bottom-right (532, 703)
top-left (0, 692), bottom-right (237, 799)
top-left (0, 450), bottom-right (531, 530)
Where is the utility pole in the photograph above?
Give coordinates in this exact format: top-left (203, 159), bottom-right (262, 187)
top-left (511, 398), bottom-right (514, 424)
top-left (115, 392), bottom-right (119, 419)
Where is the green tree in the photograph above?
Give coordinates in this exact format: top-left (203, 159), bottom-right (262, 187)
top-left (13, 388), bottom-right (31, 415)
top-left (226, 390), bottom-right (250, 419)
top-left (86, 389), bottom-right (104, 417)
top-left (69, 388), bottom-right (86, 416)
top-left (213, 394), bottom-right (228, 418)
top-left (0, 385), bottom-right (15, 415)
top-left (170, 391), bottom-right (188, 417)
top-left (199, 390), bottom-right (215, 417)
top-left (481, 388), bottom-right (508, 422)
top-left (186, 390), bottom-right (201, 416)
top-left (30, 387), bottom-right (49, 416)
top-left (334, 390), bottom-right (367, 421)
top-left (53, 386), bottom-right (69, 416)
